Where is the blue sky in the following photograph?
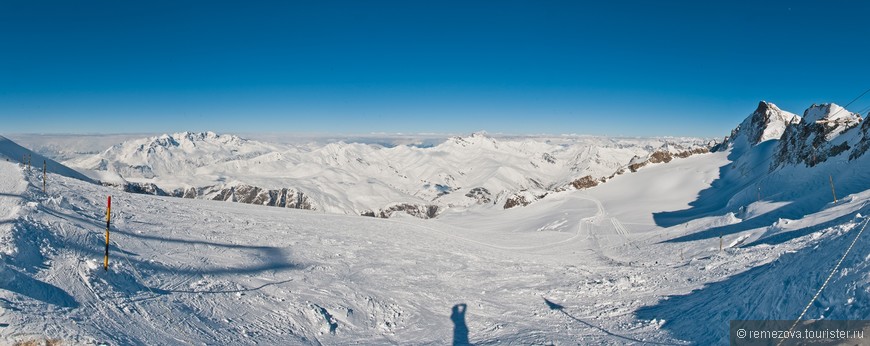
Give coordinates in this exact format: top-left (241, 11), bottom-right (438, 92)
top-left (1, 1), bottom-right (869, 137)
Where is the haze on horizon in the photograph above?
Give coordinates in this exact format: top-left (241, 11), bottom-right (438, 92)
top-left (2, 1), bottom-right (869, 137)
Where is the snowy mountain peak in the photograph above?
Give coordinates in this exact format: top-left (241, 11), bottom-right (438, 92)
top-left (140, 132), bottom-right (245, 151)
top-left (802, 103), bottom-right (861, 125)
top-left (446, 131), bottom-right (499, 148)
top-left (742, 101), bottom-right (800, 145)
top-left (67, 131), bottom-right (278, 180)
top-left (175, 131), bottom-right (242, 144)
top-left (771, 102), bottom-right (868, 168)
top-left (716, 101), bottom-right (800, 152)
top-left (801, 103), bottom-right (863, 142)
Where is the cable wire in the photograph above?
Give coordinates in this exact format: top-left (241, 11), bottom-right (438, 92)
top-left (777, 208), bottom-right (870, 346)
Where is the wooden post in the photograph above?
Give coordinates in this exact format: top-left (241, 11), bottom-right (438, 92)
top-left (829, 175), bottom-right (837, 203)
top-left (104, 196), bottom-right (111, 271)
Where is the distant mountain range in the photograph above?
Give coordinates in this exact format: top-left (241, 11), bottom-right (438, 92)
top-left (61, 131), bottom-right (712, 218)
top-left (5, 100), bottom-right (866, 220)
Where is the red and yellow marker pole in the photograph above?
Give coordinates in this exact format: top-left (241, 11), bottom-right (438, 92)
top-left (104, 196), bottom-right (111, 271)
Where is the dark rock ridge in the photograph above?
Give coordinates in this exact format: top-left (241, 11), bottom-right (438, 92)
top-left (570, 175), bottom-right (602, 189)
top-left (199, 185), bottom-right (316, 210)
top-left (107, 181), bottom-right (317, 210)
top-left (503, 191), bottom-right (548, 209)
top-left (849, 117), bottom-right (870, 160)
top-left (361, 203), bottom-right (440, 219)
top-left (464, 187), bottom-right (493, 204)
top-left (627, 148), bottom-right (710, 173)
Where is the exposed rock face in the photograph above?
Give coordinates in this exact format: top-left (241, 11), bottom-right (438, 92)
top-left (628, 150), bottom-right (672, 172)
top-left (464, 187), bottom-right (492, 204)
top-left (180, 187), bottom-right (197, 199)
top-left (674, 147), bottom-right (710, 158)
top-left (627, 147), bottom-right (710, 173)
top-left (570, 175), bottom-right (600, 189)
top-left (362, 203), bottom-right (440, 219)
top-left (170, 184), bottom-right (317, 210)
top-left (503, 191), bottom-right (548, 209)
top-left (849, 116), bottom-right (870, 160)
top-left (100, 181), bottom-right (167, 195)
top-left (542, 153), bottom-right (557, 164)
top-left (124, 182), bottom-right (166, 195)
top-left (774, 104), bottom-right (863, 168)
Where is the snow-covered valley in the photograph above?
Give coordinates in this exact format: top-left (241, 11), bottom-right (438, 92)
top-left (1, 101), bottom-right (869, 345)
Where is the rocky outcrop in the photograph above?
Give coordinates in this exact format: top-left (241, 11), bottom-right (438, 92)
top-left (627, 147), bottom-right (709, 173)
top-left (628, 150), bottom-right (672, 172)
top-left (124, 182), bottom-right (167, 195)
top-left (674, 147), bottom-right (710, 158)
top-left (100, 181), bottom-right (167, 195)
top-left (503, 190), bottom-right (548, 209)
top-left (166, 184), bottom-right (317, 210)
top-left (542, 153), bottom-right (557, 164)
top-left (464, 187), bottom-right (492, 204)
top-left (362, 203), bottom-right (440, 219)
top-left (570, 175), bottom-right (601, 189)
top-left (849, 116), bottom-right (870, 160)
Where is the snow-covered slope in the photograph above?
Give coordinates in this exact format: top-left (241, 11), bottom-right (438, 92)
top-left (5, 133), bottom-right (153, 162)
top-left (632, 101), bottom-right (870, 344)
top-left (66, 131), bottom-right (712, 217)
top-left (0, 135), bottom-right (94, 183)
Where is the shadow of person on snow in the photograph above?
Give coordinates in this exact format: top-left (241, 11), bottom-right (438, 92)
top-left (451, 303), bottom-right (471, 345)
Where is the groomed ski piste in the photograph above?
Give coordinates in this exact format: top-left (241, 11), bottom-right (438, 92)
top-left (2, 103), bottom-right (870, 345)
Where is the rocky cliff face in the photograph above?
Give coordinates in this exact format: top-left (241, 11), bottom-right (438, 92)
top-left (626, 148), bottom-right (710, 173)
top-left (361, 203), bottom-right (440, 219)
top-left (464, 187), bottom-right (493, 204)
top-left (503, 190), bottom-right (549, 209)
top-left (570, 175), bottom-right (601, 189)
top-left (774, 103), bottom-right (864, 168)
top-left (171, 184), bottom-right (317, 210)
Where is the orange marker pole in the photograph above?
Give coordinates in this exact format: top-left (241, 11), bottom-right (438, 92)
top-left (104, 196), bottom-right (111, 271)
